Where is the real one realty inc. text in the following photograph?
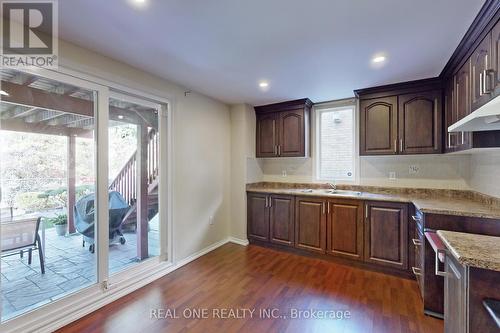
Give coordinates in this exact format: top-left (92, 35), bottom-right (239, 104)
top-left (150, 307), bottom-right (352, 320)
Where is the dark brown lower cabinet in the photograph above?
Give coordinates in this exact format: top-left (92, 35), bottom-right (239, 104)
top-left (364, 201), bottom-right (408, 270)
top-left (269, 195), bottom-right (295, 246)
top-left (326, 199), bottom-right (363, 261)
top-left (247, 193), bottom-right (269, 241)
top-left (443, 248), bottom-right (500, 333)
top-left (295, 197), bottom-right (326, 254)
top-left (247, 193), bottom-right (411, 274)
top-left (444, 252), bottom-right (466, 333)
top-left (248, 193), bottom-right (295, 246)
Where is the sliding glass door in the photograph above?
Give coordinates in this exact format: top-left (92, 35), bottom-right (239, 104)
top-left (107, 93), bottom-right (161, 275)
top-left (0, 68), bottom-right (169, 323)
top-left (0, 68), bottom-right (102, 321)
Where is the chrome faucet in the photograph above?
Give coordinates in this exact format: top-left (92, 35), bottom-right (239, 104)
top-left (328, 182), bottom-right (337, 191)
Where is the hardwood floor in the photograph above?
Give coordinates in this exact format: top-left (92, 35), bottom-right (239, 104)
top-left (57, 243), bottom-right (443, 333)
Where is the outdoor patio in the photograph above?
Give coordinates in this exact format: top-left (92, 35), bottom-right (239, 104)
top-left (1, 224), bottom-right (159, 320)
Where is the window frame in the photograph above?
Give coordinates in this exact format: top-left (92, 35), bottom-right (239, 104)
top-left (313, 101), bottom-right (359, 184)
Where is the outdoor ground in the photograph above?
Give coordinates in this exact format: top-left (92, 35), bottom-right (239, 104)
top-left (1, 226), bottom-right (159, 320)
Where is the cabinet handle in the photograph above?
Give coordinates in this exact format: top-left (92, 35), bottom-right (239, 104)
top-left (268, 196), bottom-right (272, 208)
top-left (278, 145), bottom-right (281, 156)
top-left (394, 139), bottom-right (397, 153)
top-left (447, 133), bottom-right (456, 149)
top-left (322, 202), bottom-right (325, 215)
top-left (327, 202), bottom-right (330, 214)
top-left (461, 132), bottom-right (465, 145)
top-left (412, 267), bottom-right (422, 276)
top-left (479, 71), bottom-right (484, 96)
top-left (265, 196), bottom-right (268, 207)
top-left (274, 145), bottom-right (277, 155)
top-left (435, 248), bottom-right (448, 277)
top-left (412, 238), bottom-right (422, 246)
top-left (411, 215), bottom-right (422, 223)
top-left (400, 139), bottom-right (403, 152)
top-left (484, 69), bottom-right (495, 94)
top-left (365, 205), bottom-right (368, 220)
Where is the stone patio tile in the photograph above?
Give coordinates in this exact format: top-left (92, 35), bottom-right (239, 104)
top-left (2, 227), bottom-right (159, 319)
top-left (27, 270), bottom-right (69, 288)
top-left (1, 265), bottom-right (38, 281)
top-left (6, 285), bottom-right (63, 310)
top-left (58, 276), bottom-right (91, 292)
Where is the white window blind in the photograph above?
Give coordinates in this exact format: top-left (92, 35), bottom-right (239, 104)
top-left (316, 106), bottom-right (356, 181)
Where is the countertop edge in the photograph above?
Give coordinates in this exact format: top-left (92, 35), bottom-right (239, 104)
top-left (246, 188), bottom-right (500, 220)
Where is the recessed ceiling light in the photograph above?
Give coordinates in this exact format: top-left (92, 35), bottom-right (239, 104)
top-left (118, 115), bottom-right (124, 119)
top-left (259, 81), bottom-right (269, 88)
top-left (372, 56), bottom-right (386, 63)
top-left (130, 0), bottom-right (147, 7)
top-left (0, 90), bottom-right (9, 96)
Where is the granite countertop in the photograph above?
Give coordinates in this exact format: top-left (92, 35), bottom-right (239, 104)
top-left (437, 230), bottom-right (500, 271)
top-left (246, 182), bottom-right (500, 219)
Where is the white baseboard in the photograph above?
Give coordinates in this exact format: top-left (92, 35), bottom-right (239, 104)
top-left (227, 236), bottom-right (249, 246)
top-left (1, 237), bottom-right (240, 333)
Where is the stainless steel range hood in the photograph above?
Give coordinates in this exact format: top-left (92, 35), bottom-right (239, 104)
top-left (449, 95), bottom-right (500, 132)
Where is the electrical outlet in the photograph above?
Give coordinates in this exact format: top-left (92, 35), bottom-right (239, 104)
top-left (282, 170), bottom-right (287, 177)
top-left (209, 216), bottom-right (214, 225)
top-left (409, 165), bottom-right (420, 175)
top-left (389, 171), bottom-right (397, 180)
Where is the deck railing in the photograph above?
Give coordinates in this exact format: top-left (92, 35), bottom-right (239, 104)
top-left (109, 129), bottom-right (158, 206)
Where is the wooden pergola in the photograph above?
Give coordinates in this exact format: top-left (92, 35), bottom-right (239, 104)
top-left (0, 69), bottom-right (158, 260)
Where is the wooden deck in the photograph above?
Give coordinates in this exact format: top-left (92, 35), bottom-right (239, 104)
top-left (57, 243), bottom-right (443, 333)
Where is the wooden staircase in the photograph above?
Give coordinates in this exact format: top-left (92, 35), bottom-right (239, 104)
top-left (109, 129), bottom-right (159, 228)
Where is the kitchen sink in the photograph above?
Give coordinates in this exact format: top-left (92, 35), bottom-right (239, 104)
top-left (324, 189), bottom-right (362, 196)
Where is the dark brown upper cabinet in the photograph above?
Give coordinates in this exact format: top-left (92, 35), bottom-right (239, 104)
top-left (471, 33), bottom-right (493, 110)
top-left (364, 201), bottom-right (408, 270)
top-left (492, 18), bottom-right (500, 96)
top-left (356, 79), bottom-right (443, 156)
top-left (359, 97), bottom-right (398, 155)
top-left (453, 61), bottom-right (473, 151)
top-left (398, 91), bottom-right (442, 154)
top-left (455, 60), bottom-right (472, 121)
top-left (255, 99), bottom-right (311, 158)
top-left (444, 79), bottom-right (459, 153)
top-left (256, 113), bottom-right (277, 158)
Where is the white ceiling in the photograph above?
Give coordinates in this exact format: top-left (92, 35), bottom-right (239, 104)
top-left (58, 0), bottom-right (485, 105)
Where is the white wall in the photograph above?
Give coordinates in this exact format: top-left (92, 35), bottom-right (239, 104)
top-left (229, 104), bottom-right (262, 241)
top-left (259, 154), bottom-right (471, 189)
top-left (467, 151), bottom-right (500, 197)
top-left (59, 40), bottom-right (232, 262)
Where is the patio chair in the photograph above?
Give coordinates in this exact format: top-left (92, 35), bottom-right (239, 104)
top-left (0, 217), bottom-right (45, 274)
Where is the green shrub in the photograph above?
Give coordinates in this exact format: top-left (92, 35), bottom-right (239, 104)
top-left (15, 192), bottom-right (58, 212)
top-left (45, 214), bottom-right (67, 226)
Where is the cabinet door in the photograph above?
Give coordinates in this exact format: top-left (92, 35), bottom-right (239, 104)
top-left (444, 79), bottom-right (457, 153)
top-left (326, 199), bottom-right (363, 261)
top-left (278, 108), bottom-right (305, 157)
top-left (454, 61), bottom-right (473, 150)
top-left (269, 195), bottom-right (294, 246)
top-left (492, 19), bottom-right (500, 96)
top-left (295, 197), bottom-right (326, 254)
top-left (398, 90), bottom-right (442, 154)
top-left (256, 113), bottom-right (277, 157)
top-left (364, 202), bottom-right (408, 270)
top-left (471, 33), bottom-right (493, 110)
top-left (360, 97), bottom-right (398, 155)
top-left (247, 193), bottom-right (269, 241)
top-left (444, 253), bottom-right (467, 333)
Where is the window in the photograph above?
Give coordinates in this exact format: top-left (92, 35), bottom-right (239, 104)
top-left (315, 105), bottom-right (357, 182)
